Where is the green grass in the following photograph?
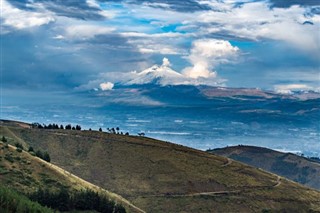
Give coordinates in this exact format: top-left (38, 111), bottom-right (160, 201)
top-left (1, 120), bottom-right (320, 212)
top-left (0, 185), bottom-right (54, 213)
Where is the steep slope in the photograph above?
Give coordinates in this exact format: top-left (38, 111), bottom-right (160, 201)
top-left (0, 138), bottom-right (142, 212)
top-left (1, 120), bottom-right (320, 212)
top-left (208, 145), bottom-right (320, 190)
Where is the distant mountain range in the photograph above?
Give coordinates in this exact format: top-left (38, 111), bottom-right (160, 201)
top-left (114, 58), bottom-right (320, 101)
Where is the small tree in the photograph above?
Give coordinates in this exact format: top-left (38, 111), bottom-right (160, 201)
top-left (76, 125), bottom-right (81, 131)
top-left (43, 152), bottom-right (51, 162)
top-left (99, 128), bottom-right (102, 132)
top-left (1, 136), bottom-right (7, 142)
top-left (60, 125), bottom-right (64, 129)
top-left (28, 146), bottom-right (34, 152)
top-left (138, 132), bottom-right (145, 137)
top-left (15, 143), bottom-right (24, 150)
top-left (35, 150), bottom-right (43, 159)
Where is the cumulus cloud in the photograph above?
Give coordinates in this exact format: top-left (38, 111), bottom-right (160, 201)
top-left (183, 39), bottom-right (239, 79)
top-left (197, 2), bottom-right (320, 53)
top-left (100, 82), bottom-right (114, 91)
top-left (162, 57), bottom-right (171, 67)
top-left (1, 0), bottom-right (54, 31)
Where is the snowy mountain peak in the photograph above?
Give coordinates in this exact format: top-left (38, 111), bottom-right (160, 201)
top-left (127, 58), bottom-right (184, 86)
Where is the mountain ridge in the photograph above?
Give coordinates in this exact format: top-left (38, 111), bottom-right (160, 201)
top-left (208, 145), bottom-right (320, 190)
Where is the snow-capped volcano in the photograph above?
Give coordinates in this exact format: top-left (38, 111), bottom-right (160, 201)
top-left (127, 58), bottom-right (187, 86)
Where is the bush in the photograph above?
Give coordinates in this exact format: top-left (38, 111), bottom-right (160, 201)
top-left (29, 188), bottom-right (126, 213)
top-left (15, 143), bottom-right (24, 150)
top-left (16, 148), bottom-right (22, 153)
top-left (1, 136), bottom-right (7, 142)
top-left (43, 152), bottom-right (51, 162)
top-left (0, 186), bottom-right (53, 213)
top-left (35, 150), bottom-right (44, 159)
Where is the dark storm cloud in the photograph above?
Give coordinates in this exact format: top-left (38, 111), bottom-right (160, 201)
top-left (8, 0), bottom-right (106, 20)
top-left (268, 0), bottom-right (320, 8)
top-left (99, 0), bottom-right (210, 12)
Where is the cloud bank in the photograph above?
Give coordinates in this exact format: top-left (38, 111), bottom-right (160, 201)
top-left (183, 39), bottom-right (239, 79)
top-left (1, 0), bottom-right (319, 92)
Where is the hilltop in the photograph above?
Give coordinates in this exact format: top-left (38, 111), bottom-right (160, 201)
top-left (0, 129), bottom-right (142, 212)
top-left (208, 145), bottom-right (320, 190)
top-left (1, 120), bottom-right (320, 212)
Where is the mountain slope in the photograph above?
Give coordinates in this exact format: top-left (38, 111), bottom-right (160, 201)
top-left (0, 185), bottom-right (53, 213)
top-left (208, 145), bottom-right (320, 190)
top-left (127, 58), bottom-right (185, 86)
top-left (0, 137), bottom-right (142, 212)
top-left (1, 120), bottom-right (320, 212)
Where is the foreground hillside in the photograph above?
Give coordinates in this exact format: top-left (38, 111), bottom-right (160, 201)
top-left (208, 145), bottom-right (320, 190)
top-left (0, 135), bottom-right (140, 212)
top-left (0, 185), bottom-right (53, 213)
top-left (1, 120), bottom-right (320, 212)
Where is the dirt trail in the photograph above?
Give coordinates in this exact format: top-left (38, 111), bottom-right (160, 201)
top-left (150, 174), bottom-right (282, 198)
top-left (274, 176), bottom-right (281, 187)
top-left (221, 158), bottom-right (232, 167)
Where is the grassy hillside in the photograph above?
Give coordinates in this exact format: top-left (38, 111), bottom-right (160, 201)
top-left (1, 120), bottom-right (320, 212)
top-left (0, 133), bottom-right (141, 212)
top-left (208, 145), bottom-right (320, 190)
top-left (0, 185), bottom-right (54, 213)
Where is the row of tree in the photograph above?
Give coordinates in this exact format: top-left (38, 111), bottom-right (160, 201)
top-left (32, 123), bottom-right (82, 131)
top-left (31, 122), bottom-right (146, 137)
top-left (13, 142), bottom-right (51, 163)
top-left (29, 188), bottom-right (126, 213)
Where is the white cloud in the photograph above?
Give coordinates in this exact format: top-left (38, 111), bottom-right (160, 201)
top-left (125, 1), bottom-right (319, 54)
top-left (274, 84), bottom-right (312, 94)
top-left (162, 57), bottom-right (171, 67)
top-left (197, 2), bottom-right (320, 53)
top-left (64, 25), bottom-right (115, 39)
top-left (124, 32), bottom-right (186, 55)
top-left (1, 0), bottom-right (55, 31)
top-left (86, 0), bottom-right (100, 8)
top-left (183, 39), bottom-right (239, 79)
top-left (100, 82), bottom-right (114, 91)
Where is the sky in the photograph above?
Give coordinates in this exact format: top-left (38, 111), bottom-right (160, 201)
top-left (1, 0), bottom-right (320, 93)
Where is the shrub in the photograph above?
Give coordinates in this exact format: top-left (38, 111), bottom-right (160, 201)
top-left (43, 152), bottom-right (51, 162)
top-left (29, 188), bottom-right (126, 212)
top-left (35, 150), bottom-right (44, 159)
top-left (15, 143), bottom-right (24, 150)
top-left (0, 186), bottom-right (54, 213)
top-left (1, 136), bottom-right (7, 142)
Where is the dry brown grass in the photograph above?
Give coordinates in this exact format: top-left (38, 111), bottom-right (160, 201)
top-left (1, 120), bottom-right (320, 212)
top-left (0, 141), bottom-right (143, 213)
